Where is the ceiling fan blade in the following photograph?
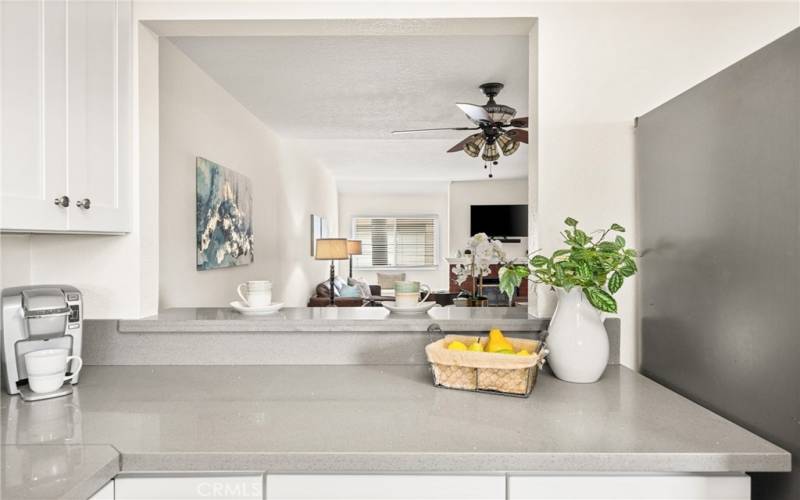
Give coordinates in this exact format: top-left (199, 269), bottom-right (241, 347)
top-left (506, 129), bottom-right (528, 144)
top-left (509, 116), bottom-right (528, 127)
top-left (391, 126), bottom-right (479, 134)
top-left (456, 103), bottom-right (492, 124)
top-left (447, 133), bottom-right (482, 153)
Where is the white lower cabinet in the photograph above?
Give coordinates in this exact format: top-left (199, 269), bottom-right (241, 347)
top-left (114, 475), bottom-right (263, 500)
top-left (103, 473), bottom-right (750, 500)
top-left (265, 474), bottom-right (506, 500)
top-left (89, 480), bottom-right (114, 500)
top-left (507, 474), bottom-right (750, 500)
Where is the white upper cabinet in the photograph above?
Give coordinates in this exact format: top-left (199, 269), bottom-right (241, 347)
top-left (66, 0), bottom-right (131, 232)
top-left (0, 0), bottom-right (131, 233)
top-left (1, 0), bottom-right (68, 231)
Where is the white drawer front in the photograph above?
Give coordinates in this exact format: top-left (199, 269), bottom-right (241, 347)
top-left (267, 474), bottom-right (505, 500)
top-left (508, 474), bottom-right (750, 499)
top-left (115, 475), bottom-right (263, 500)
top-left (88, 480), bottom-right (114, 500)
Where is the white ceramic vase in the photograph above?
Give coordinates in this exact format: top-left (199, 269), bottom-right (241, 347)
top-left (546, 287), bottom-right (609, 383)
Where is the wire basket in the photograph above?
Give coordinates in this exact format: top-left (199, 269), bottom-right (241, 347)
top-left (425, 335), bottom-right (548, 397)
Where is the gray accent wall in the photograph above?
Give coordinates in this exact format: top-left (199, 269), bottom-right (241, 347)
top-left (81, 318), bottom-right (621, 366)
top-left (637, 28), bottom-right (799, 499)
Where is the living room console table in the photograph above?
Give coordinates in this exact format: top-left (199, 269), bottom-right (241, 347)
top-left (448, 263), bottom-right (528, 305)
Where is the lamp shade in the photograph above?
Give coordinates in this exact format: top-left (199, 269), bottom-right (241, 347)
top-left (315, 238), bottom-right (349, 260)
top-left (463, 135), bottom-right (485, 158)
top-left (481, 142), bottom-right (499, 162)
top-left (347, 240), bottom-right (362, 256)
top-left (496, 132), bottom-right (520, 156)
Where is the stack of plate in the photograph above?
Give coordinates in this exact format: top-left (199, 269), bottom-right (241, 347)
top-left (230, 301), bottom-right (284, 316)
top-left (381, 302), bottom-right (439, 315)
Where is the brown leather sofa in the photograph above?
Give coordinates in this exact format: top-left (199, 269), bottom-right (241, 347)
top-left (307, 284), bottom-right (393, 307)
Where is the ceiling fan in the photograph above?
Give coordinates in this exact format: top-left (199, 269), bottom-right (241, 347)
top-left (391, 82), bottom-right (528, 178)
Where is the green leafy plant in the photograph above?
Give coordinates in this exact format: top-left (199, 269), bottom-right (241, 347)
top-left (499, 218), bottom-right (637, 313)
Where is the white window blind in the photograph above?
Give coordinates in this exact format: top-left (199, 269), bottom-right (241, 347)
top-left (351, 216), bottom-right (438, 269)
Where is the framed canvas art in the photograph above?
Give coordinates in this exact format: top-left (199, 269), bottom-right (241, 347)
top-left (196, 157), bottom-right (254, 270)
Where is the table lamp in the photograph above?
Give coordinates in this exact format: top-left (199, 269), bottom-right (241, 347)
top-left (347, 240), bottom-right (362, 279)
top-left (315, 238), bottom-right (349, 305)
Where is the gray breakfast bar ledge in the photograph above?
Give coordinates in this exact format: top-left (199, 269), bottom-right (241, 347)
top-left (1, 307), bottom-right (791, 499)
top-left (85, 307), bottom-right (582, 366)
top-left (117, 306), bottom-right (548, 332)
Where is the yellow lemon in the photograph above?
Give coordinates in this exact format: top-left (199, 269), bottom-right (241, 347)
top-left (516, 350), bottom-right (531, 356)
top-left (485, 329), bottom-right (513, 353)
top-left (468, 342), bottom-right (484, 352)
top-left (495, 349), bottom-right (515, 355)
top-left (447, 341), bottom-right (467, 351)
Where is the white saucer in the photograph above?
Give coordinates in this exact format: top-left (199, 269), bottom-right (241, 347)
top-left (230, 301), bottom-right (284, 315)
top-left (381, 301), bottom-right (439, 315)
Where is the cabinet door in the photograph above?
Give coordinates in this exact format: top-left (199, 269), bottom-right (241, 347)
top-left (1, 0), bottom-right (69, 231)
top-left (266, 474), bottom-right (506, 500)
top-left (89, 480), bottom-right (114, 500)
top-left (66, 0), bottom-right (131, 233)
top-left (115, 475), bottom-right (263, 500)
top-left (508, 474), bottom-right (750, 500)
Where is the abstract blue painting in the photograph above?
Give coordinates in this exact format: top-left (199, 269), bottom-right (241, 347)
top-left (196, 157), bottom-right (254, 270)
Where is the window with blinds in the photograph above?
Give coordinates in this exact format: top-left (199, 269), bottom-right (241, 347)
top-left (351, 216), bottom-right (438, 269)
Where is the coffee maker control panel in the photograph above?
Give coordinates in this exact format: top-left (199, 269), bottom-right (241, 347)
top-left (66, 293), bottom-right (81, 328)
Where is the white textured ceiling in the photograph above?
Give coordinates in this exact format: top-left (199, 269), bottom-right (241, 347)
top-left (169, 33), bottom-right (529, 186)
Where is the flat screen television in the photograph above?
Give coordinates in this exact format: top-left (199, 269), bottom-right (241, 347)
top-left (470, 204), bottom-right (528, 241)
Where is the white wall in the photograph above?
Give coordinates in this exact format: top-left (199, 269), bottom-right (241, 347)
top-left (338, 190), bottom-right (449, 291)
top-left (158, 37), bottom-right (277, 308)
top-left (448, 179), bottom-right (528, 259)
top-left (158, 39), bottom-right (337, 308)
top-left (276, 140), bottom-right (340, 306)
top-left (8, 1), bottom-right (795, 368)
top-left (0, 234), bottom-right (31, 289)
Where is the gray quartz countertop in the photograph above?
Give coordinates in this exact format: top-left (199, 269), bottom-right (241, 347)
top-left (118, 306), bottom-right (548, 332)
top-left (2, 445), bottom-right (119, 500)
top-left (1, 365), bottom-right (789, 478)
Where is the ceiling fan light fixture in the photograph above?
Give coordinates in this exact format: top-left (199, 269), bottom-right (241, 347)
top-left (505, 140), bottom-right (520, 156)
top-left (463, 135), bottom-right (485, 157)
top-left (481, 143), bottom-right (499, 162)
top-left (497, 133), bottom-right (520, 156)
top-left (398, 82), bottom-right (528, 174)
top-left (485, 103), bottom-right (517, 124)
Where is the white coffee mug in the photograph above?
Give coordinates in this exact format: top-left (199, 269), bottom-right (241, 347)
top-left (237, 280), bottom-right (272, 307)
top-left (24, 348), bottom-right (83, 394)
top-left (394, 281), bottom-right (431, 308)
